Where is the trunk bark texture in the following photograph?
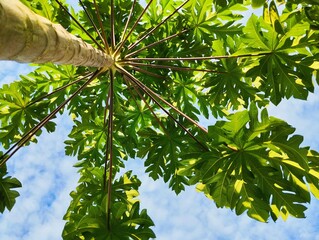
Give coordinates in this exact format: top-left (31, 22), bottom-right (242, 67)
top-left (0, 0), bottom-right (113, 68)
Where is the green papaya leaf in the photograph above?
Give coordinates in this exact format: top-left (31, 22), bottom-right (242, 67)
top-left (179, 103), bottom-right (319, 222)
top-left (0, 164), bottom-right (22, 213)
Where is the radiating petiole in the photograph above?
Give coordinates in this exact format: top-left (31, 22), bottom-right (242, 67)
top-left (116, 65), bottom-right (207, 150)
top-left (0, 70), bottom-right (102, 167)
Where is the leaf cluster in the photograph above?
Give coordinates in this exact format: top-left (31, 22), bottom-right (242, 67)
top-left (63, 170), bottom-right (155, 239)
top-left (179, 104), bottom-right (319, 221)
top-left (1, 0), bottom-right (319, 238)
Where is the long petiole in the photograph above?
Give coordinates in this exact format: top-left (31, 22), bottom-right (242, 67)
top-left (26, 72), bottom-right (93, 108)
top-left (113, 0), bottom-right (154, 57)
top-left (127, 0), bottom-right (190, 51)
top-left (0, 70), bottom-right (102, 167)
top-left (125, 29), bottom-right (190, 58)
top-left (119, 0), bottom-right (137, 43)
top-left (103, 87), bottom-right (111, 191)
top-left (110, 0), bottom-right (116, 50)
top-left (79, 0), bottom-right (105, 47)
top-left (103, 118), bottom-right (110, 191)
top-left (123, 52), bottom-right (272, 62)
top-left (118, 65), bottom-right (207, 133)
top-left (127, 62), bottom-right (225, 73)
top-left (106, 70), bottom-right (114, 230)
top-left (121, 74), bottom-right (142, 112)
top-left (103, 87), bottom-right (112, 127)
top-left (93, 0), bottom-right (111, 53)
top-left (129, 65), bottom-right (165, 79)
top-left (147, 86), bottom-right (208, 133)
top-left (55, 0), bottom-right (104, 51)
top-left (116, 66), bottom-right (207, 150)
top-left (122, 74), bottom-right (168, 134)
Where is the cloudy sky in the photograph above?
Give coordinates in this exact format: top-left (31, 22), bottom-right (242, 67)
top-left (1, 1), bottom-right (319, 240)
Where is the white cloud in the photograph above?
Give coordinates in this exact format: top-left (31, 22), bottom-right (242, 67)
top-left (0, 107), bottom-right (78, 240)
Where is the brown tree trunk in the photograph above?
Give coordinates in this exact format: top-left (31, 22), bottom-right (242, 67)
top-left (0, 0), bottom-right (113, 68)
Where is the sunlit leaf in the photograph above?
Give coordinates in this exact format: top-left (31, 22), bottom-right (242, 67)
top-left (1, 0), bottom-right (319, 238)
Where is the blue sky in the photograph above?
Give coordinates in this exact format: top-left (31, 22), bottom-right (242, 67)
top-left (1, 1), bottom-right (319, 240)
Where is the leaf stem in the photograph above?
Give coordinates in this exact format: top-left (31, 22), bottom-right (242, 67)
top-left (113, 0), bottom-right (154, 57)
top-left (127, 62), bottom-right (225, 73)
top-left (116, 65), bottom-right (207, 150)
top-left (54, 0), bottom-right (104, 51)
top-left (103, 87), bottom-right (112, 127)
top-left (106, 70), bottom-right (115, 230)
top-left (121, 74), bottom-right (142, 110)
top-left (79, 0), bottom-right (105, 47)
top-left (103, 86), bottom-right (112, 192)
top-left (123, 52), bottom-right (272, 62)
top-left (118, 66), bottom-right (208, 133)
top-left (127, 0), bottom-right (190, 51)
top-left (110, 0), bottom-right (116, 50)
top-left (122, 74), bottom-right (168, 134)
top-left (0, 70), bottom-right (102, 167)
top-left (119, 0), bottom-right (137, 43)
top-left (130, 52), bottom-right (271, 62)
top-left (129, 65), bottom-right (165, 79)
top-left (125, 29), bottom-right (190, 58)
top-left (93, 0), bottom-right (111, 53)
top-left (26, 72), bottom-right (93, 108)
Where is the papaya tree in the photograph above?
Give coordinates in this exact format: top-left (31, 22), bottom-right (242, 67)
top-left (1, 0), bottom-right (319, 239)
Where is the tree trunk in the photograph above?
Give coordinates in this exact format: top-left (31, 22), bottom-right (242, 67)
top-left (0, 0), bottom-right (113, 68)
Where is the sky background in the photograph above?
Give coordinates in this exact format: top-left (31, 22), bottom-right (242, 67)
top-left (1, 1), bottom-right (319, 240)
